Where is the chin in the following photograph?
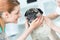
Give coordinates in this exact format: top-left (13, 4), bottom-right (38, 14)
top-left (12, 21), bottom-right (17, 23)
top-left (14, 21), bottom-right (17, 23)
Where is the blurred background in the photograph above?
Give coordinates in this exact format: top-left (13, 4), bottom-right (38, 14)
top-left (5, 0), bottom-right (60, 40)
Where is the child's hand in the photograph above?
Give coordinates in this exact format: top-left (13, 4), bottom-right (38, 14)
top-left (44, 16), bottom-right (53, 26)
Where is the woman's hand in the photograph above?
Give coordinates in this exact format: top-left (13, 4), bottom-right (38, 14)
top-left (43, 16), bottom-right (53, 26)
top-left (30, 16), bottom-right (43, 29)
top-left (25, 16), bottom-right (43, 29)
top-left (44, 16), bottom-right (60, 33)
top-left (25, 19), bottom-right (29, 29)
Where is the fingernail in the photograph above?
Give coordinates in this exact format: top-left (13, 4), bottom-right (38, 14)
top-left (37, 16), bottom-right (40, 18)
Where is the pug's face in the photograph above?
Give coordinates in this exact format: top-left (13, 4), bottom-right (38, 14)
top-left (25, 8), bottom-right (43, 23)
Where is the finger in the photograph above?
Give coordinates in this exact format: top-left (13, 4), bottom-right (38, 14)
top-left (25, 19), bottom-right (29, 27)
top-left (43, 16), bottom-right (49, 22)
top-left (36, 16), bottom-right (43, 25)
top-left (35, 17), bottom-right (41, 23)
top-left (43, 16), bottom-right (47, 20)
top-left (25, 20), bottom-right (28, 25)
top-left (43, 16), bottom-right (50, 21)
top-left (43, 16), bottom-right (52, 25)
top-left (32, 18), bottom-right (38, 23)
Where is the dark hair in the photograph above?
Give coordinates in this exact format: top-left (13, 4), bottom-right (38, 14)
top-left (0, 0), bottom-right (20, 13)
top-left (7, 0), bottom-right (20, 13)
top-left (24, 8), bottom-right (43, 23)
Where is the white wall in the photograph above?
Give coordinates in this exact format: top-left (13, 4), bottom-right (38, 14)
top-left (18, 0), bottom-right (56, 24)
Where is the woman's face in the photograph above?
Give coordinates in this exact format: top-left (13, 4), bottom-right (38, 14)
top-left (56, 0), bottom-right (60, 7)
top-left (2, 6), bottom-right (21, 23)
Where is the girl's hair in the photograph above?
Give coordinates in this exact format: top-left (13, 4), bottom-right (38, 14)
top-left (0, 0), bottom-right (20, 31)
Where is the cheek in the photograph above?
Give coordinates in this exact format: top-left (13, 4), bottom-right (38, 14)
top-left (9, 15), bottom-right (16, 20)
top-left (13, 16), bottom-right (19, 21)
top-left (15, 15), bottom-right (19, 19)
top-left (16, 14), bottom-right (20, 19)
top-left (10, 15), bottom-right (19, 22)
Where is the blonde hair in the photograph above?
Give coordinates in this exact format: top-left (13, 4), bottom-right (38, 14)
top-left (0, 0), bottom-right (20, 31)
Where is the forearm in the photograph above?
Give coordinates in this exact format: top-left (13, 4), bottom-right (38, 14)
top-left (44, 16), bottom-right (60, 33)
top-left (17, 26), bottom-right (34, 40)
top-left (47, 13), bottom-right (59, 20)
top-left (50, 23), bottom-right (60, 33)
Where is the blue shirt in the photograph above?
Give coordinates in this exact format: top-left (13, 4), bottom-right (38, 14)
top-left (0, 26), bottom-right (2, 33)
